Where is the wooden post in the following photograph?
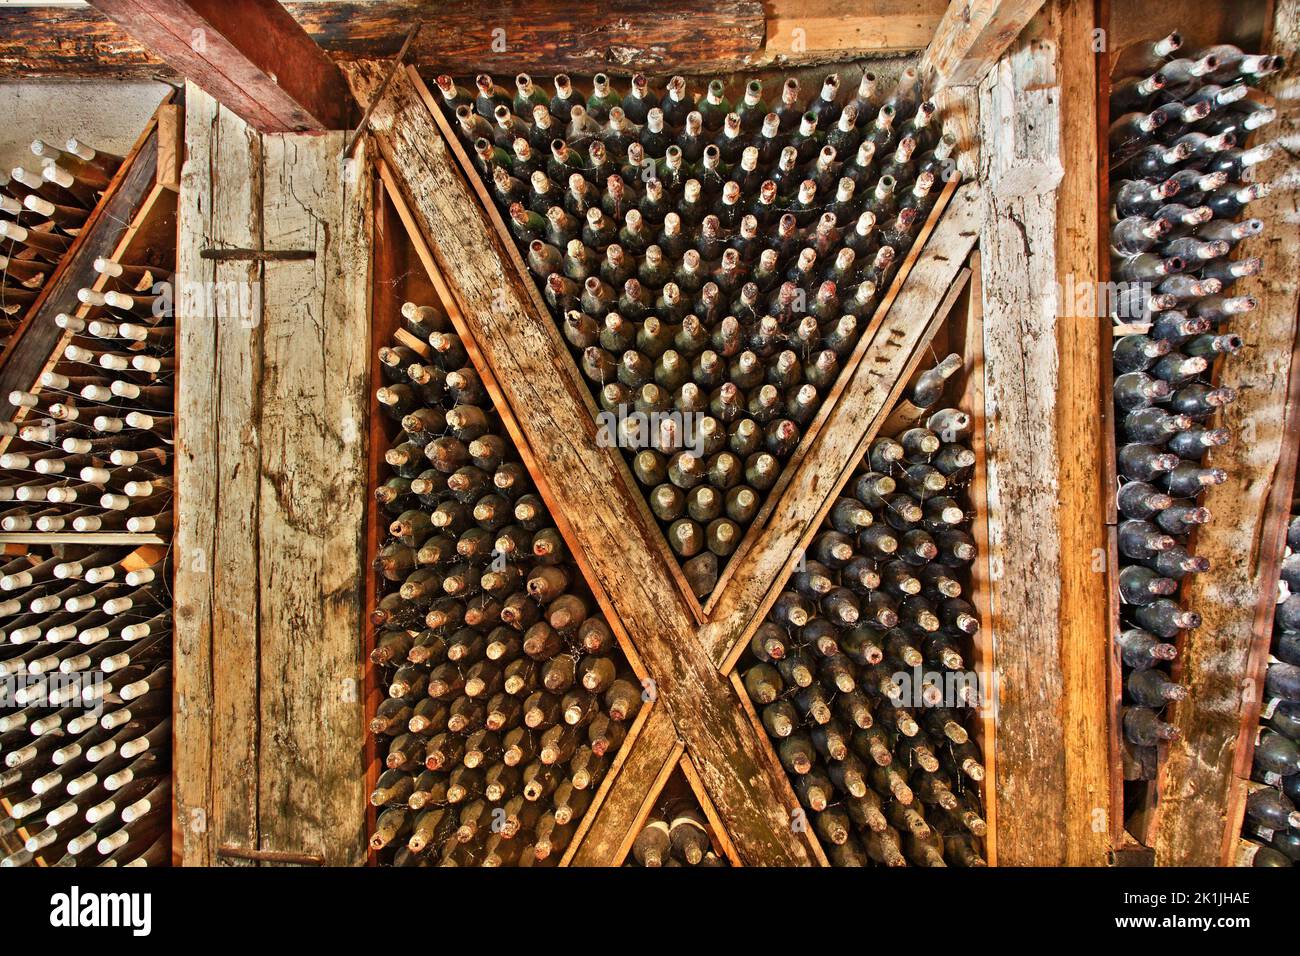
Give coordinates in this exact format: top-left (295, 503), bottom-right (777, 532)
top-left (1151, 0), bottom-right (1300, 866)
top-left (976, 0), bottom-right (1111, 866)
top-left (175, 84), bottom-right (371, 865)
top-left (86, 0), bottom-right (350, 131)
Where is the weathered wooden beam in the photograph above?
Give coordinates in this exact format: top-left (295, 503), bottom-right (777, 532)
top-left (0, 0), bottom-right (952, 78)
top-left (175, 85), bottom-right (371, 865)
top-left (1151, 0), bottom-right (1300, 867)
top-left (86, 0), bottom-right (350, 131)
top-left (919, 0), bottom-right (1047, 92)
top-left (345, 59), bottom-right (812, 865)
top-left (976, 0), bottom-right (1111, 866)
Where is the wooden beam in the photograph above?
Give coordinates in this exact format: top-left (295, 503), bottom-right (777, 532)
top-left (86, 0), bottom-right (350, 131)
top-left (976, 0), bottom-right (1110, 866)
top-left (1151, 0), bottom-right (1300, 866)
top-left (0, 1), bottom-right (954, 78)
top-left (919, 0), bottom-right (1048, 92)
top-left (345, 59), bottom-right (812, 865)
top-left (175, 85), bottom-right (371, 865)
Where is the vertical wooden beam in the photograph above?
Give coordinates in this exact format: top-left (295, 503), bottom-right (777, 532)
top-left (1152, 0), bottom-right (1300, 866)
top-left (87, 0), bottom-right (350, 131)
top-left (920, 0), bottom-right (1049, 92)
top-left (176, 84), bottom-right (371, 866)
top-left (977, 0), bottom-right (1111, 866)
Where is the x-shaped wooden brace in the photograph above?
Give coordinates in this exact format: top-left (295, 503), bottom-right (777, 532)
top-left (347, 60), bottom-right (981, 865)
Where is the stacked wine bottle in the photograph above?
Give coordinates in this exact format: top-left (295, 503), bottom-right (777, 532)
top-left (0, 236), bottom-right (175, 866)
top-left (0, 139), bottom-right (122, 347)
top-left (1236, 512), bottom-right (1300, 867)
top-left (1108, 35), bottom-right (1282, 774)
top-left (738, 355), bottom-right (988, 866)
top-left (369, 301), bottom-right (641, 866)
top-left (626, 787), bottom-right (728, 867)
top-left (433, 67), bottom-right (956, 597)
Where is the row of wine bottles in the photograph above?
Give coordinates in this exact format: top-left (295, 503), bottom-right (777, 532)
top-left (369, 301), bottom-right (639, 866)
top-left (1108, 33), bottom-right (1278, 771)
top-left (0, 137), bottom-right (122, 346)
top-left (737, 354), bottom-right (988, 866)
top-left (1236, 513), bottom-right (1300, 867)
top-left (0, 213), bottom-right (174, 867)
top-left (437, 65), bottom-right (954, 596)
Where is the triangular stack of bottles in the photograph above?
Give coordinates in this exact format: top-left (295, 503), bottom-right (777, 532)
top-left (433, 67), bottom-right (956, 597)
top-left (0, 138), bottom-right (122, 348)
top-left (1108, 35), bottom-right (1282, 775)
top-left (0, 239), bottom-right (174, 867)
top-left (626, 773), bottom-right (729, 867)
top-left (1237, 512), bottom-right (1300, 867)
top-left (369, 301), bottom-right (641, 866)
top-left (737, 357), bottom-right (988, 867)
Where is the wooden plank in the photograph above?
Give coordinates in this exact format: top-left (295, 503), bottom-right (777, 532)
top-left (919, 0), bottom-right (1048, 91)
top-left (569, 705), bottom-right (678, 866)
top-left (175, 84), bottom-right (264, 866)
top-left (976, 0), bottom-right (1110, 866)
top-left (699, 186), bottom-right (982, 670)
top-left (3, 0), bottom-right (765, 77)
top-left (0, 532), bottom-right (165, 546)
top-left (253, 132), bottom-right (370, 866)
top-left (0, 100), bottom-right (165, 424)
top-left (762, 0), bottom-right (948, 61)
top-left (346, 59), bottom-right (812, 865)
top-left (959, 251), bottom-right (998, 866)
top-left (1151, 0), bottom-right (1300, 866)
top-left (87, 0), bottom-right (349, 131)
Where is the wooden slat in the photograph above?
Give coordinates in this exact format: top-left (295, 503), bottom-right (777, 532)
top-left (0, 532), bottom-right (165, 546)
top-left (699, 186), bottom-right (982, 670)
top-left (1151, 0), bottom-right (1300, 866)
top-left (345, 59), bottom-right (812, 865)
top-left (762, 0), bottom-right (948, 61)
top-left (975, 0), bottom-right (1110, 866)
top-left (0, 99), bottom-right (165, 423)
top-left (959, 251), bottom-right (997, 866)
top-left (252, 131), bottom-right (370, 865)
top-left (87, 0), bottom-right (350, 131)
top-left (920, 0), bottom-right (1047, 91)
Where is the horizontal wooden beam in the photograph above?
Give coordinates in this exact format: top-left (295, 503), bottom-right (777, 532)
top-left (86, 0), bottom-right (350, 131)
top-left (0, 0), bottom-right (949, 78)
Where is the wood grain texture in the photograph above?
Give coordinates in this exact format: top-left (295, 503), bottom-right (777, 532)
top-left (3, 1), bottom-right (764, 77)
top-left (254, 132), bottom-right (370, 865)
top-left (346, 59), bottom-right (812, 865)
top-left (920, 0), bottom-right (1047, 91)
top-left (1151, 0), bottom-right (1300, 866)
top-left (176, 84), bottom-right (370, 865)
top-left (977, 0), bottom-right (1110, 866)
top-left (87, 0), bottom-right (350, 131)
